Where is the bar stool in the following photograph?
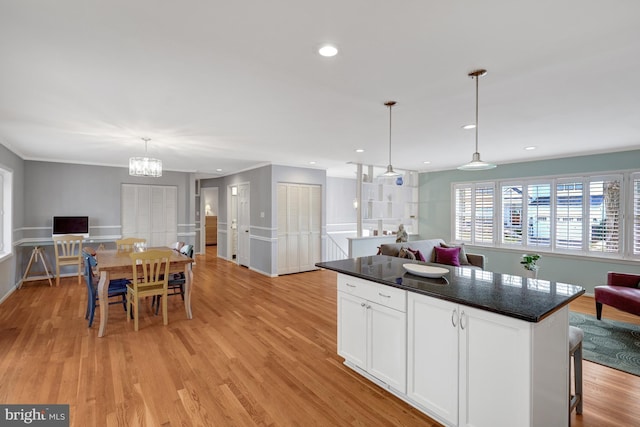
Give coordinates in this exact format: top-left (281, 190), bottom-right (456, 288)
top-left (569, 325), bottom-right (583, 422)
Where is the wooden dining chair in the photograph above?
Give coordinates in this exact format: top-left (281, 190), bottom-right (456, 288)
top-left (154, 244), bottom-right (193, 314)
top-left (82, 251), bottom-right (128, 328)
top-left (127, 249), bottom-right (172, 331)
top-left (116, 237), bottom-right (146, 251)
top-left (53, 234), bottom-right (84, 286)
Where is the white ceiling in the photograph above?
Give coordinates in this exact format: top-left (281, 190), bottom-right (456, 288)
top-left (1, 1), bottom-right (639, 178)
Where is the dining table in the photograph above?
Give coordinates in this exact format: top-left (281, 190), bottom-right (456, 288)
top-left (95, 247), bottom-right (194, 337)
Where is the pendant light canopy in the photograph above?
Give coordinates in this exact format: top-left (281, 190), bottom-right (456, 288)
top-left (381, 101), bottom-right (401, 177)
top-left (458, 69), bottom-right (496, 171)
top-left (129, 137), bottom-right (163, 177)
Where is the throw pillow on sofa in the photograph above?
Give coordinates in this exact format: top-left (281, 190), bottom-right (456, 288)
top-left (399, 247), bottom-right (416, 260)
top-left (407, 247), bottom-right (426, 262)
top-left (434, 246), bottom-right (461, 267)
top-left (441, 242), bottom-right (470, 265)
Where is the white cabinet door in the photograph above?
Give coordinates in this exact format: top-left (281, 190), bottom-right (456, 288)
top-left (458, 306), bottom-right (532, 427)
top-left (337, 291), bottom-right (367, 369)
top-left (407, 293), bottom-right (459, 426)
top-left (368, 300), bottom-right (407, 393)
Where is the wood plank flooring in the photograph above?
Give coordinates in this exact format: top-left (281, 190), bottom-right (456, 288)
top-left (1, 247), bottom-right (638, 426)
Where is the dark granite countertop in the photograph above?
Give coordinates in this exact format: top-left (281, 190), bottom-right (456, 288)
top-left (316, 256), bottom-right (585, 323)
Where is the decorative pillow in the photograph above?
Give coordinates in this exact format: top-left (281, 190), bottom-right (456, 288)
top-left (434, 246), bottom-right (461, 267)
top-left (441, 243), bottom-right (470, 265)
top-left (407, 247), bottom-right (426, 262)
top-left (379, 245), bottom-right (401, 257)
top-left (399, 247), bottom-right (416, 260)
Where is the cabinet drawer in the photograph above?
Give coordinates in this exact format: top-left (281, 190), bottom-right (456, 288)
top-left (338, 274), bottom-right (375, 299)
top-left (371, 285), bottom-right (406, 312)
top-left (338, 274), bottom-right (406, 312)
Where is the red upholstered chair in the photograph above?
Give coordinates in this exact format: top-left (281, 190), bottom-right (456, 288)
top-left (594, 272), bottom-right (640, 320)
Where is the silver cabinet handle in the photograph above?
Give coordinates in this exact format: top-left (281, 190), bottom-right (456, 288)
top-left (451, 309), bottom-right (458, 327)
top-left (378, 292), bottom-right (391, 298)
top-left (346, 283), bottom-right (356, 288)
top-left (460, 310), bottom-right (467, 330)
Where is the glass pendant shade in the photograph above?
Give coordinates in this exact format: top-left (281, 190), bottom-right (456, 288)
top-left (129, 138), bottom-right (163, 177)
top-left (457, 152), bottom-right (496, 171)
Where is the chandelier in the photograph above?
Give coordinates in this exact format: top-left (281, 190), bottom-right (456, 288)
top-left (129, 137), bottom-right (162, 177)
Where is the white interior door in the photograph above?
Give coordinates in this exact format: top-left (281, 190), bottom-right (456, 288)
top-left (237, 183), bottom-right (250, 267)
top-left (277, 183), bottom-right (321, 275)
top-left (122, 184), bottom-right (177, 246)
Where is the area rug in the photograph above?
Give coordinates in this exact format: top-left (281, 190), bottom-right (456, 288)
top-left (569, 311), bottom-right (640, 376)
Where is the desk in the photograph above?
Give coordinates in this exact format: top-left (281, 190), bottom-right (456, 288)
top-left (95, 248), bottom-right (194, 337)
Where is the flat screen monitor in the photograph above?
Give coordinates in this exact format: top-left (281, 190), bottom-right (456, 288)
top-left (52, 216), bottom-right (89, 238)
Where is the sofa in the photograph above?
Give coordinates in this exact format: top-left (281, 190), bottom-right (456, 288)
top-left (377, 238), bottom-right (485, 270)
top-left (594, 272), bottom-right (640, 320)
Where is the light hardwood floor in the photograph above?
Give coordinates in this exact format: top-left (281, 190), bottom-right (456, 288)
top-left (1, 247), bottom-right (638, 426)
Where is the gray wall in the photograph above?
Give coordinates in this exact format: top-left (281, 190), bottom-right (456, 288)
top-left (0, 154), bottom-right (195, 299)
top-left (419, 149), bottom-right (640, 294)
top-left (0, 142), bottom-right (25, 301)
top-left (201, 164), bottom-right (327, 276)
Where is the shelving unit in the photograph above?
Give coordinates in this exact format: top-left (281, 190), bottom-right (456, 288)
top-left (358, 168), bottom-right (418, 237)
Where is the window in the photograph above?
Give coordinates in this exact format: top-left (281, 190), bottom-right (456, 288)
top-left (588, 176), bottom-right (620, 254)
top-left (555, 179), bottom-right (583, 251)
top-left (454, 186), bottom-right (472, 242)
top-left (454, 183), bottom-right (494, 245)
top-left (0, 165), bottom-right (13, 260)
top-left (632, 173), bottom-right (640, 255)
top-left (453, 171), bottom-right (631, 259)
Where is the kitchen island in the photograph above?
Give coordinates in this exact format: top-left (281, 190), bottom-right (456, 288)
top-left (316, 256), bottom-right (585, 427)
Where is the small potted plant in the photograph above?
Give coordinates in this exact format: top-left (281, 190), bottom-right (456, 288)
top-left (520, 254), bottom-right (541, 279)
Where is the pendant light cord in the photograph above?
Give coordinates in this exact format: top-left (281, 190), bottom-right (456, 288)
top-left (388, 103), bottom-right (393, 165)
top-left (474, 75), bottom-right (479, 154)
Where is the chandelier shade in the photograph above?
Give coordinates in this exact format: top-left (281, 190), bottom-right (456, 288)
top-left (129, 138), bottom-right (162, 177)
top-left (458, 69), bottom-right (496, 171)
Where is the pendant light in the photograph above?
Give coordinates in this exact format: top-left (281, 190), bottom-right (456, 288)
top-left (458, 69), bottom-right (496, 171)
top-left (129, 137), bottom-right (163, 177)
top-left (381, 101), bottom-right (400, 177)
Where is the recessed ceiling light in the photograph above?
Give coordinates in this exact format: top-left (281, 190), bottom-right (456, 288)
top-left (423, 161), bottom-right (431, 165)
top-left (462, 124), bottom-right (476, 130)
top-left (309, 161), bottom-right (316, 165)
top-left (355, 149), bottom-right (364, 153)
top-left (318, 45), bottom-right (338, 57)
top-left (216, 168), bottom-right (222, 172)
top-left (524, 146), bottom-right (536, 151)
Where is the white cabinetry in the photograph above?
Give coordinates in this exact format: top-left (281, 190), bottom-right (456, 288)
top-left (407, 292), bottom-right (568, 427)
top-left (337, 274), bottom-right (407, 393)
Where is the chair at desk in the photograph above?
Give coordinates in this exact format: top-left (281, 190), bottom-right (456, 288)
top-left (82, 250), bottom-right (128, 328)
top-left (116, 237), bottom-right (146, 251)
top-left (154, 244), bottom-right (193, 314)
top-left (53, 235), bottom-right (84, 286)
top-left (127, 249), bottom-right (172, 331)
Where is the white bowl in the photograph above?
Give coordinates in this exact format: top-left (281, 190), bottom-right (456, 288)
top-left (403, 263), bottom-right (449, 278)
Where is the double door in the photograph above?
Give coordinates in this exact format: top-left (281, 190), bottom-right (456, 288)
top-left (277, 183), bottom-right (321, 275)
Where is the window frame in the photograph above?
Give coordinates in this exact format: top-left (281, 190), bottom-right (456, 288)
top-left (452, 170), bottom-right (632, 260)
